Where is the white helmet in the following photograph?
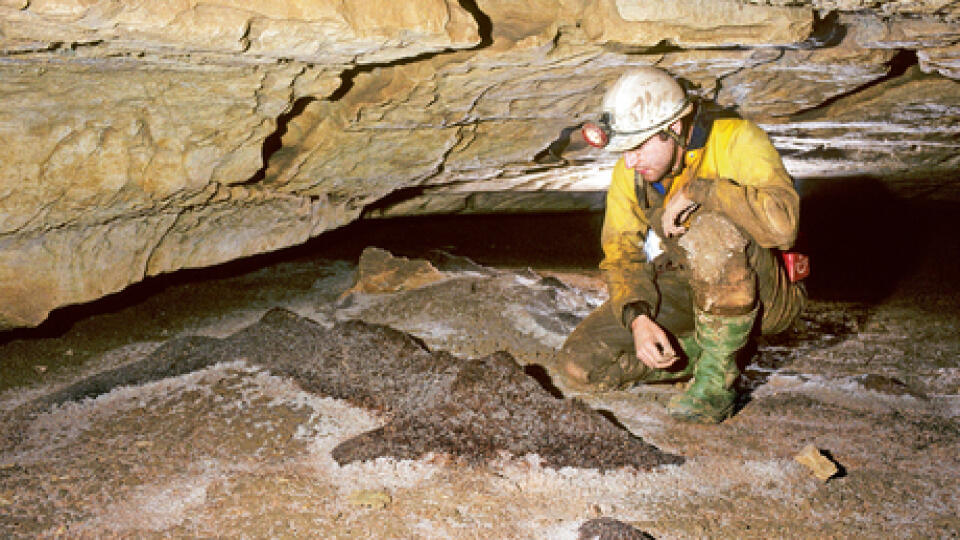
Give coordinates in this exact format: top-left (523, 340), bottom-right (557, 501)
top-left (585, 67), bottom-right (693, 152)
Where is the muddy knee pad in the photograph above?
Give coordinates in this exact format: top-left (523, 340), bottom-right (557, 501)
top-left (679, 212), bottom-right (757, 315)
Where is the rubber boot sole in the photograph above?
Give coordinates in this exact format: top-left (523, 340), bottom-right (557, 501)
top-left (666, 393), bottom-right (735, 424)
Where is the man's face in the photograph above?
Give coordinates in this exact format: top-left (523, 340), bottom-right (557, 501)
top-left (622, 120), bottom-right (683, 183)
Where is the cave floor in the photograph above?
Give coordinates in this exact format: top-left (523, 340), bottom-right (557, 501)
top-left (1, 203), bottom-right (959, 539)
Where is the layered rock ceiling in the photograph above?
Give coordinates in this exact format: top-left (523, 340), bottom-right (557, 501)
top-left (1, 0), bottom-right (959, 329)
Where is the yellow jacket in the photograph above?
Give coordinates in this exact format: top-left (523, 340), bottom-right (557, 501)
top-left (600, 115), bottom-right (801, 331)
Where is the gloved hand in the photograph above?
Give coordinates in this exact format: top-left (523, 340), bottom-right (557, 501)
top-left (662, 191), bottom-right (700, 238)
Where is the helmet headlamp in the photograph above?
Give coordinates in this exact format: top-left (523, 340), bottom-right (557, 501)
top-left (581, 112), bottom-right (612, 149)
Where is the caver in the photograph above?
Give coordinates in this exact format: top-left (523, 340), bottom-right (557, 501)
top-left (559, 67), bottom-right (808, 424)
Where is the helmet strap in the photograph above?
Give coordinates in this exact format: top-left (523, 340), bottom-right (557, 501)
top-left (662, 107), bottom-right (696, 179)
top-left (661, 128), bottom-right (685, 179)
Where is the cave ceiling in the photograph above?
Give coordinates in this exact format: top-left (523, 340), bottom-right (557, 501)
top-left (1, 0), bottom-right (959, 329)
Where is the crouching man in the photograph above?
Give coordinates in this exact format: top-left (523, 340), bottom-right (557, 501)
top-left (557, 67), bottom-right (806, 424)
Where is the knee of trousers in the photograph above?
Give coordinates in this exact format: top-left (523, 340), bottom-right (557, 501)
top-left (557, 303), bottom-right (633, 382)
top-left (678, 212), bottom-right (757, 314)
top-left (558, 325), bottom-right (621, 372)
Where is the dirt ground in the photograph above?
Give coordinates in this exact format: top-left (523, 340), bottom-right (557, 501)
top-left (1, 197), bottom-right (959, 539)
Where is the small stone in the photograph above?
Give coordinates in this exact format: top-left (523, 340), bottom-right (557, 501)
top-left (347, 489), bottom-right (392, 509)
top-left (134, 440), bottom-right (153, 449)
top-left (348, 247), bottom-right (445, 294)
top-left (588, 503), bottom-right (617, 518)
top-left (578, 517), bottom-right (653, 540)
top-left (858, 374), bottom-right (919, 397)
top-left (794, 444), bottom-right (839, 481)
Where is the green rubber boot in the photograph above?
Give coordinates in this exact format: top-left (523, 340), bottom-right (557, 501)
top-left (666, 308), bottom-right (757, 423)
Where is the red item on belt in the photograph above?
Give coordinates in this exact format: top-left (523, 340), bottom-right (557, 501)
top-left (781, 252), bottom-right (810, 282)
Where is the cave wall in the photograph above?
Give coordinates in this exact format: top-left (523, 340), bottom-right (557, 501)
top-left (1, 0), bottom-right (959, 329)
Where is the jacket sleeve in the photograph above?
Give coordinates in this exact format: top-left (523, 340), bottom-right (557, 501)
top-left (599, 160), bottom-right (660, 328)
top-left (684, 121), bottom-right (800, 250)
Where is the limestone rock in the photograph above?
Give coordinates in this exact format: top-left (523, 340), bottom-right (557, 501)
top-left (348, 247), bottom-right (446, 294)
top-left (764, 65), bottom-right (960, 181)
top-left (794, 444), bottom-right (840, 481)
top-left (0, 0), bottom-right (480, 64)
top-left (0, 62), bottom-right (298, 234)
top-left (744, 0), bottom-right (960, 17)
top-left (347, 489), bottom-right (392, 510)
top-left (1, 0), bottom-right (960, 328)
top-left (604, 0), bottom-right (813, 47)
top-left (578, 517), bottom-right (654, 540)
top-left (919, 44), bottom-right (960, 78)
top-left (846, 12), bottom-right (960, 52)
top-left (716, 33), bottom-right (897, 117)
